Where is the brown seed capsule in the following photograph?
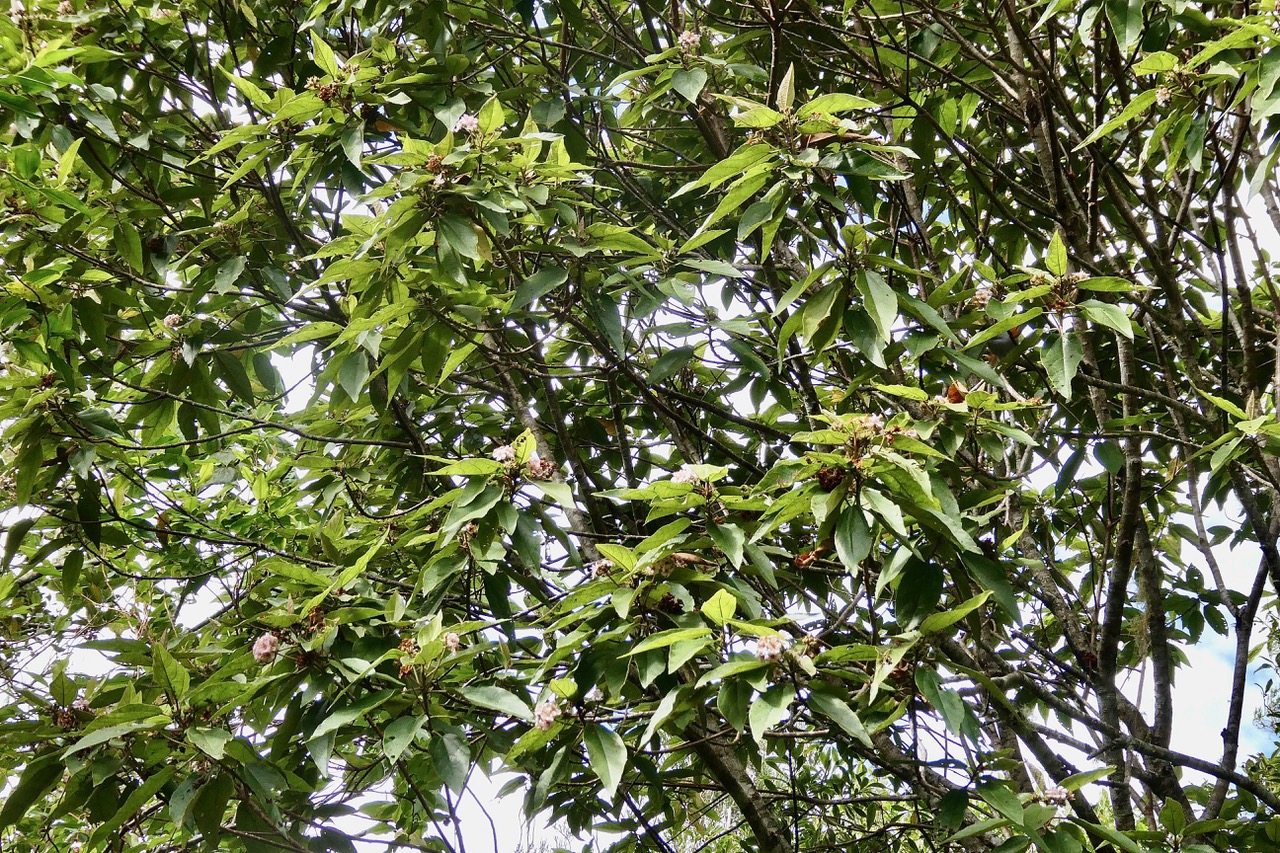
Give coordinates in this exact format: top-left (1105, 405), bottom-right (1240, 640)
top-left (816, 466), bottom-right (845, 491)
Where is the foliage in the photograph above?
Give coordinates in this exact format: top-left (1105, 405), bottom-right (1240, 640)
top-left (5, 0), bottom-right (1280, 851)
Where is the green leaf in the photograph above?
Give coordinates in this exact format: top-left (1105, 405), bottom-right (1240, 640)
top-left (1040, 332), bottom-right (1083, 400)
top-left (1093, 441), bottom-right (1125, 474)
top-left (0, 753), bottom-right (63, 830)
top-left (776, 64), bottom-right (796, 113)
top-left (701, 589), bottom-right (738, 625)
top-left (383, 715), bottom-right (425, 762)
top-left (64, 719), bottom-right (166, 757)
top-left (186, 726), bottom-right (232, 759)
top-left (977, 779), bottom-right (1025, 824)
top-left (584, 724), bottom-right (627, 800)
top-left (1077, 89), bottom-right (1159, 149)
top-left (672, 68), bottom-right (708, 103)
top-left (438, 214), bottom-right (480, 260)
top-left (1078, 299), bottom-right (1134, 339)
top-left (459, 685), bottom-right (532, 720)
top-left (311, 34), bottom-right (341, 77)
top-left (341, 123), bottom-right (364, 169)
top-left (337, 351), bottom-right (370, 401)
top-left (512, 267), bottom-right (568, 309)
top-left (648, 346), bottom-right (696, 386)
top-left (625, 627), bottom-right (712, 656)
top-left (834, 505), bottom-right (873, 571)
top-left (858, 270), bottom-right (898, 342)
top-left (310, 689), bottom-right (397, 740)
top-left (808, 687), bottom-right (873, 747)
top-left (89, 766), bottom-right (177, 848)
top-left (733, 106), bottom-right (785, 128)
top-left (214, 255), bottom-right (247, 292)
top-left (153, 644), bottom-right (190, 701)
top-left (1072, 820), bottom-right (1144, 853)
top-left (914, 668), bottom-right (968, 735)
top-left (430, 731), bottom-right (470, 793)
top-left (893, 558), bottom-right (944, 628)
top-left (1046, 228), bottom-right (1068, 276)
top-left (919, 591), bottom-right (992, 635)
top-left (1133, 51), bottom-right (1179, 74)
top-left (708, 521), bottom-right (745, 569)
top-left (801, 93), bottom-right (877, 114)
top-left (749, 683), bottom-right (795, 743)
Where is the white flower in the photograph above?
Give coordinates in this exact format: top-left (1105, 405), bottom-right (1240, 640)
top-left (678, 30), bottom-right (700, 52)
top-left (755, 634), bottom-right (788, 661)
top-left (534, 698), bottom-right (562, 731)
top-left (163, 313), bottom-right (182, 329)
top-left (454, 113), bottom-right (480, 134)
top-left (443, 631), bottom-right (461, 654)
top-left (252, 632), bottom-right (279, 664)
top-left (432, 173), bottom-right (447, 188)
top-left (491, 444), bottom-right (516, 463)
top-left (9, 0), bottom-right (24, 16)
top-left (1155, 86), bottom-right (1173, 107)
top-left (0, 341), bottom-right (15, 364)
top-left (671, 466), bottom-right (699, 485)
top-left (589, 558), bottom-right (614, 578)
top-left (971, 285), bottom-right (992, 309)
top-left (585, 686), bottom-right (604, 702)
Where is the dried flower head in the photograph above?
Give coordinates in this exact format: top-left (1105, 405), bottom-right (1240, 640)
top-left (527, 457), bottom-right (558, 480)
top-left (534, 698), bottom-right (562, 731)
top-left (252, 632), bottom-right (279, 664)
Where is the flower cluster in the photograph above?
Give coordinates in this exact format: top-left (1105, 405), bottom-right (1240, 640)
top-left (970, 285), bottom-right (993, 309)
top-left (756, 634), bottom-right (788, 661)
top-left (454, 113), bottom-right (480, 134)
top-left (671, 466), bottom-right (700, 485)
top-left (163, 313), bottom-right (182, 329)
top-left (678, 30), bottom-right (700, 52)
top-left (252, 632), bottom-right (279, 664)
top-left (1041, 787), bottom-right (1073, 806)
top-left (527, 457), bottom-right (558, 480)
top-left (589, 558), bottom-right (614, 578)
top-left (492, 444), bottom-right (516, 463)
top-left (443, 631), bottom-right (462, 654)
top-left (534, 698), bottom-right (562, 731)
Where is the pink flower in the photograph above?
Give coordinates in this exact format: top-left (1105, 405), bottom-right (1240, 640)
top-left (163, 313), bottom-right (183, 329)
top-left (443, 631), bottom-right (461, 654)
top-left (534, 698), bottom-right (562, 731)
top-left (678, 30), bottom-right (700, 52)
top-left (755, 634), bottom-right (788, 661)
top-left (252, 632), bottom-right (279, 664)
top-left (491, 444), bottom-right (515, 463)
top-left (1043, 786), bottom-right (1073, 805)
top-left (454, 113), bottom-right (480, 134)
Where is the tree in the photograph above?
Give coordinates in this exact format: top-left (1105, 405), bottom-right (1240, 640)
top-left (3, 0), bottom-right (1280, 849)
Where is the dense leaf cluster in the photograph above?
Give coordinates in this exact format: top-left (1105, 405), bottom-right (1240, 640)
top-left (4, 0), bottom-right (1280, 851)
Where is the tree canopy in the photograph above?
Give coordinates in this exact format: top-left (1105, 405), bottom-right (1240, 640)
top-left (4, 0), bottom-right (1280, 850)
